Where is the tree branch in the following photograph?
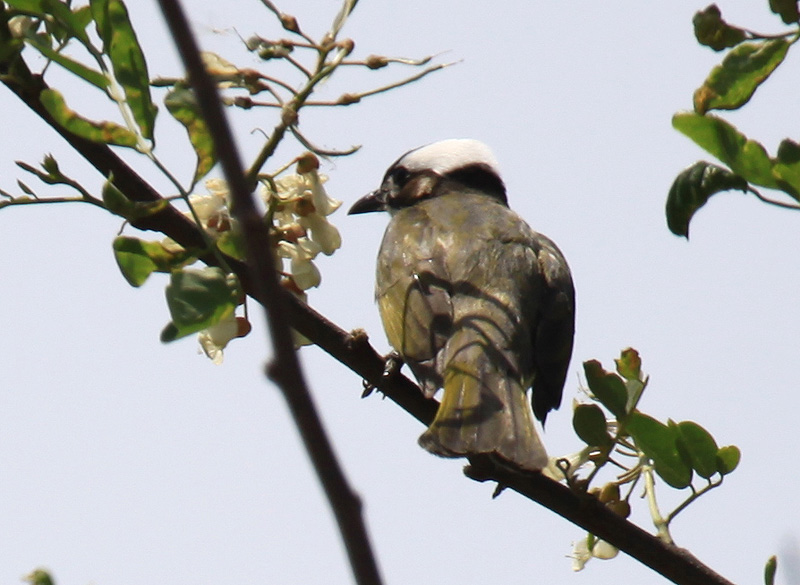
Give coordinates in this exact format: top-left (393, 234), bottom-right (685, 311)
top-left (153, 1), bottom-right (383, 584)
top-left (464, 457), bottom-right (736, 585)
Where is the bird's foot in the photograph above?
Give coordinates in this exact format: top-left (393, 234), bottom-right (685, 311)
top-left (361, 350), bottom-right (404, 398)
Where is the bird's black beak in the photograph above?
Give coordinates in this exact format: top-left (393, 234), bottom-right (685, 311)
top-left (348, 189), bottom-right (386, 215)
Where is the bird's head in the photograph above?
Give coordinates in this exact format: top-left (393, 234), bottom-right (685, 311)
top-left (348, 139), bottom-right (507, 216)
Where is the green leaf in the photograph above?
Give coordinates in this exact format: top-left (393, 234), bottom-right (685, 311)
top-left (694, 40), bottom-right (789, 115)
top-left (216, 230), bottom-right (246, 261)
top-left (0, 27), bottom-right (24, 65)
top-left (772, 139), bottom-right (800, 200)
top-left (40, 88), bottom-right (138, 147)
top-left (675, 421), bottom-right (719, 479)
top-left (770, 0), bottom-right (799, 24)
top-left (164, 87), bottom-right (216, 184)
top-left (673, 112), bottom-right (780, 190)
top-left (614, 348), bottom-right (647, 413)
top-left (90, 0), bottom-right (157, 140)
top-left (615, 348), bottom-right (641, 381)
top-left (112, 236), bottom-right (195, 287)
top-left (573, 404), bottom-right (612, 448)
top-left (627, 412), bottom-right (693, 489)
top-left (161, 267), bottom-right (241, 342)
top-left (764, 555), bottom-right (778, 585)
top-left (23, 569), bottom-right (54, 585)
top-left (72, 5), bottom-right (94, 33)
top-left (6, 0), bottom-right (91, 45)
top-left (692, 5), bottom-right (748, 52)
top-left (102, 179), bottom-right (168, 220)
top-left (25, 36), bottom-right (107, 90)
top-left (666, 161), bottom-right (749, 237)
top-left (716, 444), bottom-right (741, 475)
top-left (583, 360), bottom-right (628, 418)
top-left (41, 153), bottom-right (59, 176)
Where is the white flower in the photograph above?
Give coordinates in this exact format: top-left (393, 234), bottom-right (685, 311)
top-left (263, 174), bottom-right (304, 206)
top-left (198, 313), bottom-right (240, 365)
top-left (542, 447), bottom-right (593, 482)
top-left (306, 171), bottom-right (341, 216)
top-left (277, 239), bottom-right (321, 290)
top-left (571, 538), bottom-right (592, 571)
top-left (571, 535), bottom-right (618, 571)
top-left (263, 170), bottom-right (341, 217)
top-left (187, 178), bottom-right (232, 235)
top-left (592, 540), bottom-right (619, 560)
top-left (299, 212), bottom-right (341, 255)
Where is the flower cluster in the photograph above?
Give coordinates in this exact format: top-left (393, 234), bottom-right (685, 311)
top-left (176, 154), bottom-right (341, 362)
top-left (262, 154), bottom-right (342, 293)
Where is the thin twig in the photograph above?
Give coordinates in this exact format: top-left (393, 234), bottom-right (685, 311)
top-left (667, 477), bottom-right (723, 524)
top-left (749, 186), bottom-right (800, 210)
top-left (312, 61), bottom-right (456, 106)
top-left (0, 194), bottom-right (104, 209)
top-left (290, 126), bottom-right (360, 157)
top-left (259, 0), bottom-right (316, 45)
top-left (153, 2), bottom-right (383, 585)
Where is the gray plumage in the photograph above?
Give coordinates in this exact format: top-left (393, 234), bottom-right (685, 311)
top-left (349, 139), bottom-right (574, 470)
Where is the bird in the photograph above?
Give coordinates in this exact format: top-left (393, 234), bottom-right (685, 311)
top-left (348, 139), bottom-right (575, 471)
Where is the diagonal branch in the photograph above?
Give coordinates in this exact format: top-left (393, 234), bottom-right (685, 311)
top-left (153, 1), bottom-right (383, 585)
top-left (464, 457), bottom-right (736, 585)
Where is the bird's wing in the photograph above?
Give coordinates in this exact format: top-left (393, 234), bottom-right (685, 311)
top-left (529, 233), bottom-right (576, 422)
top-left (376, 207), bottom-right (454, 395)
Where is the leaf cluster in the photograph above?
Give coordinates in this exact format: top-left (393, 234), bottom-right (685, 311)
top-left (667, 2), bottom-right (800, 237)
top-left (570, 349), bottom-right (740, 543)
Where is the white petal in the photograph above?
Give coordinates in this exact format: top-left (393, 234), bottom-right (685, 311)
top-left (276, 240), bottom-right (298, 259)
top-left (291, 257), bottom-right (321, 290)
top-left (542, 447), bottom-right (593, 481)
top-left (592, 540), bottom-right (619, 560)
top-left (198, 314), bottom-right (239, 364)
top-left (295, 236), bottom-right (322, 259)
top-left (300, 213), bottom-right (341, 255)
top-left (571, 539), bottom-right (592, 572)
top-left (275, 174), bottom-right (305, 201)
top-left (308, 172), bottom-right (341, 216)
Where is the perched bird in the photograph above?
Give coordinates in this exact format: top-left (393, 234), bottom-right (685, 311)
top-left (349, 139), bottom-right (575, 470)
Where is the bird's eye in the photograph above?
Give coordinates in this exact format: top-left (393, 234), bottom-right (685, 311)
top-left (390, 167), bottom-right (410, 188)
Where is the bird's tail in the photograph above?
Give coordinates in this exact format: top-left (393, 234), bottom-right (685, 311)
top-left (417, 329), bottom-right (548, 471)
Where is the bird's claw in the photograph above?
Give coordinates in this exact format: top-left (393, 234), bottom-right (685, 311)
top-left (361, 350), bottom-right (404, 398)
top-left (382, 350), bottom-right (404, 380)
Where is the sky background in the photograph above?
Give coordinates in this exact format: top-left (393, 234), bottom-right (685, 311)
top-left (1, 1), bottom-right (799, 584)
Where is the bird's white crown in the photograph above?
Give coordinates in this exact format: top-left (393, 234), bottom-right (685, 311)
top-left (398, 139), bottom-right (502, 177)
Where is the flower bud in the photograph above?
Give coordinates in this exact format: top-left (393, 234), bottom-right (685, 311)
top-left (280, 13), bottom-right (300, 33)
top-left (338, 38), bottom-right (355, 54)
top-left (365, 55), bottom-right (389, 69)
top-left (296, 152), bottom-right (320, 174)
top-left (598, 482), bottom-right (620, 504)
top-left (235, 316), bottom-right (252, 338)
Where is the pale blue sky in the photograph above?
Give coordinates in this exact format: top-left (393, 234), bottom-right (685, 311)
top-left (1, 1), bottom-right (799, 584)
